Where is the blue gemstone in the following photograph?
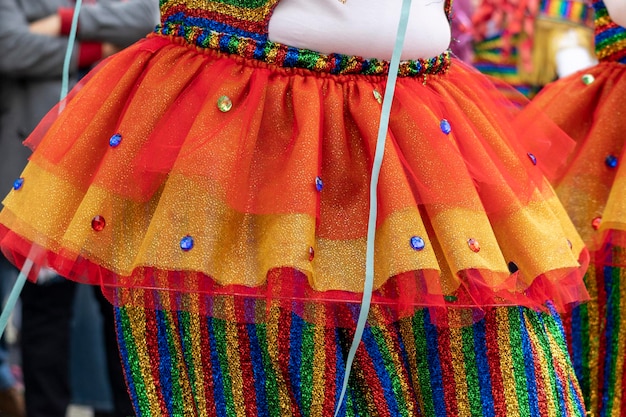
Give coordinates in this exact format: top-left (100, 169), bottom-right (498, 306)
top-left (605, 154), bottom-right (618, 168)
top-left (508, 261), bottom-right (519, 273)
top-left (315, 176), bottom-right (323, 192)
top-left (440, 119), bottom-right (451, 135)
top-left (527, 152), bottom-right (537, 165)
top-left (12, 178), bottom-right (24, 190)
top-left (410, 236), bottom-right (425, 251)
top-left (180, 235), bottom-right (194, 252)
top-left (109, 133), bottom-right (122, 147)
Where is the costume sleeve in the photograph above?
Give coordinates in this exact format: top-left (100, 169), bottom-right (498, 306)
top-left (0, 0), bottom-right (79, 78)
top-left (69, 0), bottom-right (160, 47)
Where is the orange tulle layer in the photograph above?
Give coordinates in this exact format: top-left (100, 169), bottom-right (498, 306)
top-left (531, 61), bottom-right (626, 266)
top-left (0, 35), bottom-right (589, 317)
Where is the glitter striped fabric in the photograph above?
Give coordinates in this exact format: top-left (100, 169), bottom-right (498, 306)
top-left (472, 35), bottom-right (541, 98)
top-left (116, 302), bottom-right (586, 416)
top-left (541, 0), bottom-right (593, 26)
top-left (594, 0), bottom-right (626, 62)
top-left (156, 0), bottom-right (451, 77)
top-left (563, 257), bottom-right (626, 416)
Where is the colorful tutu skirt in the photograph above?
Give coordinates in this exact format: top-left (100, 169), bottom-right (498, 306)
top-left (531, 59), bottom-right (626, 416)
top-left (0, 3), bottom-right (590, 414)
top-left (0, 34), bottom-right (588, 312)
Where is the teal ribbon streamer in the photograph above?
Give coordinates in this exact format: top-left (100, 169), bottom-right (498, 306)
top-left (0, 259), bottom-right (32, 337)
top-left (60, 0), bottom-right (83, 101)
top-left (333, 0), bottom-right (413, 415)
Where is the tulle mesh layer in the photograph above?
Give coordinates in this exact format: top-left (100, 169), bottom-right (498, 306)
top-left (0, 35), bottom-right (589, 318)
top-left (531, 61), bottom-right (626, 267)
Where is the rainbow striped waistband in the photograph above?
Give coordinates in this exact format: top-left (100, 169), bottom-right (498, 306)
top-left (154, 18), bottom-right (451, 78)
top-left (540, 0), bottom-right (593, 26)
top-left (594, 0), bottom-right (626, 63)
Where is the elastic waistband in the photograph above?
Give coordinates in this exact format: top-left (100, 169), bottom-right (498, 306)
top-left (154, 21), bottom-right (451, 78)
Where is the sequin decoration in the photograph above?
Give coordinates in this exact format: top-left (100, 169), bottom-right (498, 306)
top-left (581, 74), bottom-right (595, 85)
top-left (605, 154), bottom-right (618, 168)
top-left (467, 238), bottom-right (481, 252)
top-left (410, 236), bottom-right (426, 251)
top-left (440, 119), bottom-right (452, 135)
top-left (373, 89), bottom-right (383, 104)
top-left (592, 217), bottom-right (602, 230)
top-left (180, 235), bottom-right (194, 251)
top-left (508, 261), bottom-right (519, 273)
top-left (308, 246), bottom-right (315, 261)
top-left (91, 215), bottom-right (106, 232)
top-left (217, 96), bottom-right (233, 112)
top-left (12, 178), bottom-right (24, 190)
top-left (315, 177), bottom-right (323, 192)
top-left (109, 133), bottom-right (122, 147)
top-left (527, 153), bottom-right (537, 165)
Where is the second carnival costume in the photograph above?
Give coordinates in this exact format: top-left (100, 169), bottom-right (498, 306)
top-left (0, 0), bottom-right (591, 415)
top-left (531, 0), bottom-right (626, 415)
top-left (472, 0), bottom-right (596, 97)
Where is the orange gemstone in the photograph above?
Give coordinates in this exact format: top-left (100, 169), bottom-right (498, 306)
top-left (467, 238), bottom-right (480, 252)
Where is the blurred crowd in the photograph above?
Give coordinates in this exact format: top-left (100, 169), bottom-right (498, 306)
top-left (0, 1), bottom-right (158, 416)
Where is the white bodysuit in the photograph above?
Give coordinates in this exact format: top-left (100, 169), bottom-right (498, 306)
top-left (268, 0), bottom-right (451, 60)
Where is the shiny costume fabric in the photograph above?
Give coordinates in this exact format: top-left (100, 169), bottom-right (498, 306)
top-left (0, 0), bottom-right (587, 313)
top-left (116, 302), bottom-right (585, 417)
top-left (0, 0), bottom-right (590, 415)
top-left (531, 0), bottom-right (626, 415)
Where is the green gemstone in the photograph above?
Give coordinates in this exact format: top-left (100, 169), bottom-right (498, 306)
top-left (217, 95), bottom-right (233, 112)
top-left (444, 295), bottom-right (458, 302)
top-left (581, 74), bottom-right (595, 85)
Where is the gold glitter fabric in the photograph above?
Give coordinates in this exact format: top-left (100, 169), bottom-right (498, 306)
top-left (531, 61), bottom-right (626, 261)
top-left (0, 3), bottom-right (589, 317)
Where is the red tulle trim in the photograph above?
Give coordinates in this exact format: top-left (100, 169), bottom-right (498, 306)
top-left (0, 224), bottom-right (589, 320)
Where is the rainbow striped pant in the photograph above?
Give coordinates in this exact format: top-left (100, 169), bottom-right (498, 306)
top-left (564, 263), bottom-right (626, 416)
top-left (115, 303), bottom-right (586, 416)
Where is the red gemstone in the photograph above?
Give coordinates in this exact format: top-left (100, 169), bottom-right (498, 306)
top-left (91, 215), bottom-right (106, 231)
top-left (467, 238), bottom-right (480, 253)
top-left (308, 246), bottom-right (315, 262)
top-left (592, 216), bottom-right (602, 230)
